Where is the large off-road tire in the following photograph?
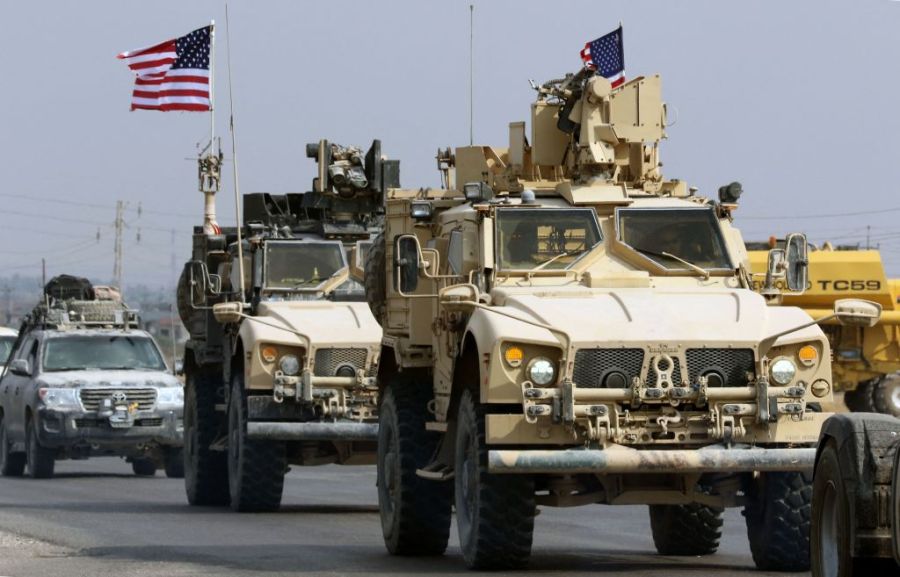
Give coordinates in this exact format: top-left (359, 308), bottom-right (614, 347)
top-left (872, 374), bottom-right (900, 417)
top-left (131, 458), bottom-right (158, 477)
top-left (744, 471), bottom-right (812, 571)
top-left (649, 501), bottom-right (723, 556)
top-left (364, 232), bottom-right (386, 324)
top-left (184, 365), bottom-right (230, 506)
top-left (844, 380), bottom-right (878, 413)
top-left (377, 380), bottom-right (452, 556)
top-left (227, 374), bottom-right (286, 512)
top-left (26, 417), bottom-right (54, 479)
top-left (455, 389), bottom-right (535, 570)
top-left (0, 417), bottom-right (25, 477)
top-left (164, 447), bottom-right (185, 479)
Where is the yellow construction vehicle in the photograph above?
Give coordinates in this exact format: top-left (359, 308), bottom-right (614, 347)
top-left (748, 242), bottom-right (900, 415)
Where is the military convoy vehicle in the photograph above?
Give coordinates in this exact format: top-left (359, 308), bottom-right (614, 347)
top-left (365, 67), bottom-right (880, 570)
top-left (178, 140), bottom-right (396, 511)
top-left (747, 244), bottom-right (900, 416)
top-left (811, 413), bottom-right (900, 576)
top-left (0, 275), bottom-right (184, 479)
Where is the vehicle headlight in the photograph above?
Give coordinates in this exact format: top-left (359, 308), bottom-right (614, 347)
top-left (527, 357), bottom-right (556, 386)
top-left (38, 387), bottom-right (81, 409)
top-left (770, 358), bottom-right (797, 385)
top-left (279, 354), bottom-right (301, 376)
top-left (156, 386), bottom-right (184, 406)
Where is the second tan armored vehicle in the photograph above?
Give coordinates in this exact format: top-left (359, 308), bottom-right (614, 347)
top-left (366, 68), bottom-right (879, 570)
top-left (178, 140), bottom-right (395, 511)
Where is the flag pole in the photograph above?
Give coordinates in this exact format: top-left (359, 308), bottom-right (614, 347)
top-left (209, 20), bottom-right (215, 147)
top-left (469, 4), bottom-right (474, 146)
top-left (225, 3), bottom-right (246, 299)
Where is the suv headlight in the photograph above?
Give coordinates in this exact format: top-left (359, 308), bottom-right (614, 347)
top-left (527, 357), bottom-right (556, 386)
top-left (279, 354), bottom-right (300, 376)
top-left (770, 358), bottom-right (797, 385)
top-left (38, 387), bottom-right (81, 410)
top-left (156, 386), bottom-right (184, 407)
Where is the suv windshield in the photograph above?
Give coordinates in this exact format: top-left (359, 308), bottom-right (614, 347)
top-left (264, 241), bottom-right (346, 290)
top-left (496, 208), bottom-right (602, 271)
top-left (617, 207), bottom-right (733, 272)
top-left (0, 337), bottom-right (15, 365)
top-left (43, 335), bottom-right (166, 372)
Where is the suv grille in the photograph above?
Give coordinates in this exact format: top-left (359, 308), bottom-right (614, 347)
top-left (685, 348), bottom-right (755, 387)
top-left (313, 348), bottom-right (369, 377)
top-left (79, 388), bottom-right (157, 412)
top-left (573, 348), bottom-right (644, 388)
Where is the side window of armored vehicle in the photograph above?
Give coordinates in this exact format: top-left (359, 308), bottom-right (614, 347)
top-left (263, 241), bottom-right (346, 291)
top-left (616, 208), bottom-right (733, 272)
top-left (495, 208), bottom-right (602, 271)
top-left (448, 231), bottom-right (464, 275)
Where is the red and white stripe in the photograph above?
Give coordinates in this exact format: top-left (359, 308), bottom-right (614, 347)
top-left (118, 39), bottom-right (209, 112)
top-left (580, 42), bottom-right (625, 88)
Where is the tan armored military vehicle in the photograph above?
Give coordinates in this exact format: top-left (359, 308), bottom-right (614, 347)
top-left (178, 140), bottom-right (395, 511)
top-left (366, 68), bottom-right (879, 570)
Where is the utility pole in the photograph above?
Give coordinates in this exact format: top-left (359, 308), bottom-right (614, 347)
top-left (866, 225), bottom-right (871, 250)
top-left (113, 200), bottom-right (125, 293)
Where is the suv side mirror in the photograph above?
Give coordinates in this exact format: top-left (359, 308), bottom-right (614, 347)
top-left (784, 233), bottom-right (808, 292)
top-left (834, 299), bottom-right (881, 328)
top-left (394, 235), bottom-right (421, 294)
top-left (10, 359), bottom-right (30, 376)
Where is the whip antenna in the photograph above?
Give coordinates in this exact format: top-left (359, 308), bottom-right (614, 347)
top-left (225, 3), bottom-right (246, 299)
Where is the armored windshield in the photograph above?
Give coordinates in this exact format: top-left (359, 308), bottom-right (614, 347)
top-left (264, 241), bottom-right (346, 291)
top-left (616, 208), bottom-right (733, 272)
top-left (496, 208), bottom-right (602, 271)
top-left (0, 337), bottom-right (15, 364)
top-left (43, 335), bottom-right (166, 372)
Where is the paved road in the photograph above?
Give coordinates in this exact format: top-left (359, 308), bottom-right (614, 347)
top-left (0, 458), bottom-right (806, 577)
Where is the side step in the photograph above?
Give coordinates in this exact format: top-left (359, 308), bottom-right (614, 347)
top-left (246, 422), bottom-right (378, 442)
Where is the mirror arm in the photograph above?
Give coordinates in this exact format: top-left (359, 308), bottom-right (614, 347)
top-left (758, 314), bottom-right (837, 358)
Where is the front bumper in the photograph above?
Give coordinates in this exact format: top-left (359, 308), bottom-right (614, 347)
top-left (36, 407), bottom-right (183, 449)
top-left (488, 443), bottom-right (816, 474)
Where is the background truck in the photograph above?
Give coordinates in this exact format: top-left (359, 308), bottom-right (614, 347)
top-left (0, 275), bottom-right (183, 479)
top-left (177, 140), bottom-right (397, 511)
top-left (811, 413), bottom-right (900, 576)
top-left (747, 243), bottom-right (900, 415)
top-left (366, 66), bottom-right (877, 571)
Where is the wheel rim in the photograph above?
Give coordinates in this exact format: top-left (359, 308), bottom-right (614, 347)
top-left (819, 481), bottom-right (839, 577)
top-left (377, 411), bottom-right (398, 535)
top-left (456, 421), bottom-right (477, 548)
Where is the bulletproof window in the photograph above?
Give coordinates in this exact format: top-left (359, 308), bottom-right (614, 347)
top-left (616, 207), bottom-right (733, 272)
top-left (263, 240), bottom-right (347, 291)
top-left (448, 230), bottom-right (464, 275)
top-left (495, 208), bottom-right (602, 271)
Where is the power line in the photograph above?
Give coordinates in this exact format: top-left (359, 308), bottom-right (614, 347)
top-left (741, 206), bottom-right (900, 220)
top-left (0, 191), bottom-right (196, 220)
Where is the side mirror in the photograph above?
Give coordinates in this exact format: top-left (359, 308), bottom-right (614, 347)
top-left (439, 284), bottom-right (480, 313)
top-left (394, 235), bottom-right (421, 294)
top-left (762, 248), bottom-right (785, 296)
top-left (833, 299), bottom-right (881, 328)
top-left (173, 358), bottom-right (184, 376)
top-left (784, 233), bottom-right (808, 292)
top-left (10, 359), bottom-right (30, 377)
top-left (212, 302), bottom-right (244, 324)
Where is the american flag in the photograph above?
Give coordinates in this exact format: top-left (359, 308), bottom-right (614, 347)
top-left (580, 26), bottom-right (625, 88)
top-left (118, 26), bottom-right (212, 112)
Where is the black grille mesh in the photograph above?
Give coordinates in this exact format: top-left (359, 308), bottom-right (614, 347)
top-left (573, 348), bottom-right (644, 388)
top-left (686, 348), bottom-right (755, 387)
top-left (313, 348), bottom-right (369, 377)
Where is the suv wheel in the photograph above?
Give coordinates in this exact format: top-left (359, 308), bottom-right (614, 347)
top-left (131, 457), bottom-right (157, 476)
top-left (455, 389), bottom-right (535, 570)
top-left (26, 417), bottom-right (54, 479)
top-left (377, 380), bottom-right (451, 556)
top-left (164, 447), bottom-right (185, 479)
top-left (227, 373), bottom-right (285, 512)
top-left (184, 367), bottom-right (229, 506)
top-left (0, 417), bottom-right (25, 477)
top-left (744, 471), bottom-right (811, 571)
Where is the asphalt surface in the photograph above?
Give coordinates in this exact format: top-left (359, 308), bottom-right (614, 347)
top-left (0, 458), bottom-right (808, 577)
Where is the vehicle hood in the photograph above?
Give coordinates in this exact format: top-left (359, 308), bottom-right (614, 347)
top-left (252, 301), bottom-right (382, 347)
top-left (486, 287), bottom-right (822, 348)
top-left (36, 370), bottom-right (181, 389)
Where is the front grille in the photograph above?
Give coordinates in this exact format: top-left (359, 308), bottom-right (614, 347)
top-left (646, 357), bottom-right (683, 385)
top-left (686, 348), bottom-right (755, 387)
top-left (79, 388), bottom-right (157, 412)
top-left (135, 418), bottom-right (163, 427)
top-left (74, 418), bottom-right (104, 428)
top-left (313, 348), bottom-right (369, 377)
top-left (573, 348), bottom-right (644, 388)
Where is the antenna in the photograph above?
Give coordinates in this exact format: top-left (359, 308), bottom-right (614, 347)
top-left (469, 4), bottom-right (474, 146)
top-left (225, 3), bottom-right (246, 298)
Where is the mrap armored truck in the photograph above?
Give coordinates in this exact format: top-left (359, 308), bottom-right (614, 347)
top-left (178, 140), bottom-right (396, 511)
top-left (365, 67), bottom-right (879, 570)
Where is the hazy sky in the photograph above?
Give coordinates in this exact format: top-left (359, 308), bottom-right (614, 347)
top-left (2, 0), bottom-right (899, 287)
